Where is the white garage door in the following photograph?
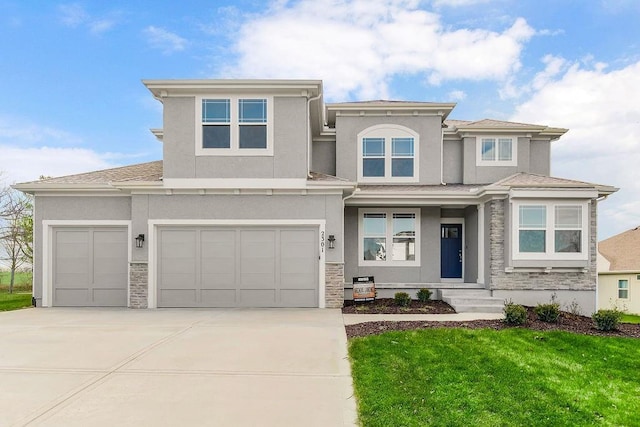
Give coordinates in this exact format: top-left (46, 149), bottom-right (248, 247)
top-left (52, 227), bottom-right (128, 307)
top-left (157, 226), bottom-right (319, 307)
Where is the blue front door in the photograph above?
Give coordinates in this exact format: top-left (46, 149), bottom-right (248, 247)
top-left (441, 224), bottom-right (462, 279)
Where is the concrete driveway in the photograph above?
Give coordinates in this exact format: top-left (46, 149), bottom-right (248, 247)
top-left (0, 308), bottom-right (357, 426)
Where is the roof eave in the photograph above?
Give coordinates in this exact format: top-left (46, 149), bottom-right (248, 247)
top-left (142, 79), bottom-right (323, 99)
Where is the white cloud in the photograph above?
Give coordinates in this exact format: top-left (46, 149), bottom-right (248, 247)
top-left (511, 59), bottom-right (640, 238)
top-left (448, 90), bottom-right (466, 101)
top-left (143, 26), bottom-right (188, 54)
top-left (0, 145), bottom-right (117, 185)
top-left (432, 0), bottom-right (492, 8)
top-left (220, 0), bottom-right (534, 100)
top-left (57, 3), bottom-right (119, 34)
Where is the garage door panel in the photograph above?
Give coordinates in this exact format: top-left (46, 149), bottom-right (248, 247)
top-left (93, 288), bottom-right (127, 306)
top-left (158, 226), bottom-right (318, 308)
top-left (159, 289), bottom-right (197, 307)
top-left (52, 227), bottom-right (128, 307)
top-left (280, 289), bottom-right (316, 307)
top-left (201, 289), bottom-right (236, 306)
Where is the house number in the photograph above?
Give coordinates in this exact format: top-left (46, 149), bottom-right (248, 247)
top-left (320, 231), bottom-right (325, 253)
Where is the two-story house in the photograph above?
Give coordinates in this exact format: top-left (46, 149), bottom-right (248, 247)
top-left (15, 79), bottom-right (617, 313)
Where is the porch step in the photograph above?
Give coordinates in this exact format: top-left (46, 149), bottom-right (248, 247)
top-left (441, 290), bottom-right (505, 314)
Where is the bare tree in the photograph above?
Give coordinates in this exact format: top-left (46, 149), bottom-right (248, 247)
top-left (0, 188), bottom-right (33, 293)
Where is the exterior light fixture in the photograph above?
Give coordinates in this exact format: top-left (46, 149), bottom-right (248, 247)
top-left (135, 234), bottom-right (145, 249)
top-left (328, 234), bottom-right (336, 249)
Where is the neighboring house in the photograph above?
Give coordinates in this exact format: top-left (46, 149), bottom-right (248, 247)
top-left (14, 79), bottom-right (617, 312)
top-left (598, 227), bottom-right (640, 314)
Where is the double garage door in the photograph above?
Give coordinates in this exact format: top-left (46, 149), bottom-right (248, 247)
top-left (52, 227), bottom-right (128, 307)
top-left (157, 226), bottom-right (319, 308)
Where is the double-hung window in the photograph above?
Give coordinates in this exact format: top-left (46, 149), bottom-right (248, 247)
top-left (359, 208), bottom-right (420, 266)
top-left (358, 125), bottom-right (419, 182)
top-left (513, 202), bottom-right (588, 260)
top-left (197, 96), bottom-right (273, 156)
top-left (618, 279), bottom-right (629, 299)
top-left (476, 136), bottom-right (516, 166)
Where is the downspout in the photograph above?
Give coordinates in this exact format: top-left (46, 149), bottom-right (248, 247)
top-left (440, 115), bottom-right (446, 185)
top-left (307, 92), bottom-right (323, 179)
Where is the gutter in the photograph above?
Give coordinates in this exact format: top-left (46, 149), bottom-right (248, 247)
top-left (306, 92), bottom-right (323, 179)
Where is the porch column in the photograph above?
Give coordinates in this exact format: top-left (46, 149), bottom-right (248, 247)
top-left (477, 203), bottom-right (485, 285)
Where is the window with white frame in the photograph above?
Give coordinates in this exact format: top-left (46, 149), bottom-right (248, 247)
top-left (358, 125), bottom-right (419, 182)
top-left (359, 208), bottom-right (420, 266)
top-left (197, 96), bottom-right (273, 156)
top-left (476, 136), bottom-right (517, 166)
top-left (513, 202), bottom-right (588, 260)
top-left (618, 279), bottom-right (629, 299)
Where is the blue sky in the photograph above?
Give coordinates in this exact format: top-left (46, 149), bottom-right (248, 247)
top-left (0, 0), bottom-right (639, 239)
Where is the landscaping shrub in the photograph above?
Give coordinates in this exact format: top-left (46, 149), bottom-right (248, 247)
top-left (417, 288), bottom-right (432, 302)
top-left (503, 301), bottom-right (527, 326)
top-left (534, 302), bottom-right (560, 323)
top-left (394, 292), bottom-right (411, 307)
top-left (592, 309), bottom-right (623, 331)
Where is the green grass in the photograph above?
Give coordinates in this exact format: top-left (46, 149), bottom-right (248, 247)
top-left (621, 313), bottom-right (640, 324)
top-left (0, 271), bottom-right (32, 292)
top-left (349, 328), bottom-right (640, 426)
top-left (0, 292), bottom-right (33, 311)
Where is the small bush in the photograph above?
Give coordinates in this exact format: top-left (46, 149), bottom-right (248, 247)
top-left (592, 309), bottom-right (623, 331)
top-left (394, 292), bottom-right (411, 307)
top-left (503, 301), bottom-right (527, 326)
top-left (417, 288), bottom-right (432, 302)
top-left (564, 299), bottom-right (582, 316)
top-left (534, 302), bottom-right (560, 323)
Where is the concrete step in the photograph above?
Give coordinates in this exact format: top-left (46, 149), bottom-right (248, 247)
top-left (441, 289), bottom-right (492, 297)
top-left (443, 296), bottom-right (505, 305)
top-left (440, 289), bottom-right (505, 313)
top-left (451, 304), bottom-right (505, 313)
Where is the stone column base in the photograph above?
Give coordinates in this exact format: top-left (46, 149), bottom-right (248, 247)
top-left (325, 263), bottom-right (345, 308)
top-left (129, 262), bottom-right (148, 309)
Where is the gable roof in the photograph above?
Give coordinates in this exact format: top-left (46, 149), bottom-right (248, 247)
top-left (485, 172), bottom-right (618, 195)
top-left (599, 227), bottom-right (640, 271)
top-left (444, 119), bottom-right (567, 139)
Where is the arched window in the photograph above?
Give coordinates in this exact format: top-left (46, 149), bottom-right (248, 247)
top-left (357, 124), bottom-right (419, 182)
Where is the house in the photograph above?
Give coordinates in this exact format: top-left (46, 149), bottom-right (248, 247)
top-left (598, 227), bottom-right (640, 314)
top-left (14, 79), bottom-right (617, 312)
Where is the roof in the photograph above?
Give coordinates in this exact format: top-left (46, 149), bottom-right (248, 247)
top-left (15, 161), bottom-right (163, 188)
top-left (599, 227), bottom-right (640, 271)
top-left (444, 118), bottom-right (568, 138)
top-left (486, 173), bottom-right (618, 195)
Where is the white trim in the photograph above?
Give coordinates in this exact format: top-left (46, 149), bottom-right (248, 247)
top-left (41, 220), bottom-right (131, 308)
top-left (195, 95), bottom-right (274, 156)
top-left (147, 219), bottom-right (326, 309)
top-left (477, 203), bottom-right (485, 285)
top-left (357, 124), bottom-right (420, 183)
top-left (476, 136), bottom-right (517, 167)
top-left (358, 208), bottom-right (421, 267)
top-left (511, 200), bottom-right (589, 261)
top-left (162, 178), bottom-right (310, 189)
top-left (510, 189), bottom-right (598, 199)
top-left (440, 218), bottom-right (465, 282)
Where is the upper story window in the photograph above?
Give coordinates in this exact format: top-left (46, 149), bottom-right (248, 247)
top-left (512, 201), bottom-right (588, 261)
top-left (196, 96), bottom-right (273, 156)
top-left (476, 136), bottom-right (517, 166)
top-left (358, 125), bottom-right (419, 182)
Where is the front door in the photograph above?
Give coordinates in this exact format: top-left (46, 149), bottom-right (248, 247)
top-left (441, 224), bottom-right (462, 279)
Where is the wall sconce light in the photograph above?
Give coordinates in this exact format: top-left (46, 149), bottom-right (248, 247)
top-left (135, 234), bottom-right (145, 249)
top-left (328, 234), bottom-right (336, 249)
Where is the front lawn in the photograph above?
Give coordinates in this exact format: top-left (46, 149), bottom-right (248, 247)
top-left (621, 313), bottom-right (640, 324)
top-left (0, 292), bottom-right (33, 311)
top-left (0, 271), bottom-right (33, 293)
top-left (349, 328), bottom-right (640, 426)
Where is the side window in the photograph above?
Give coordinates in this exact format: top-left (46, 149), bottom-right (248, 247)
top-left (358, 125), bottom-right (419, 182)
top-left (618, 279), bottom-right (629, 299)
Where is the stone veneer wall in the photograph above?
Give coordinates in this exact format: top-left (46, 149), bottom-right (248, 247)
top-left (489, 199), bottom-right (597, 291)
top-left (325, 262), bottom-right (345, 308)
top-left (129, 262), bottom-right (148, 309)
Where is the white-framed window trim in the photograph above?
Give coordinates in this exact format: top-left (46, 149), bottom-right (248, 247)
top-left (195, 95), bottom-right (274, 156)
top-left (618, 279), bottom-right (629, 299)
top-left (358, 208), bottom-right (420, 267)
top-left (476, 136), bottom-right (517, 166)
top-left (357, 124), bottom-right (419, 183)
top-left (511, 201), bottom-right (589, 261)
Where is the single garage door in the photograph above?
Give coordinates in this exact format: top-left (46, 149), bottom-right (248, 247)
top-left (52, 227), bottom-right (128, 307)
top-left (157, 226), bottom-right (319, 307)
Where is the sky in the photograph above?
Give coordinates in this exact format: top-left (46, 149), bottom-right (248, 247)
top-left (0, 0), bottom-right (639, 239)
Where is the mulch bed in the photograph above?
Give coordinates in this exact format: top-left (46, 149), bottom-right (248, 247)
top-left (342, 298), bottom-right (456, 315)
top-left (345, 306), bottom-right (640, 339)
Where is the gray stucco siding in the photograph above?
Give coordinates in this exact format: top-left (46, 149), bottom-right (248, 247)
top-left (145, 193), bottom-right (344, 263)
top-left (162, 96), bottom-right (309, 179)
top-left (529, 139), bottom-right (551, 175)
top-left (443, 140), bottom-right (463, 184)
top-left (343, 206), bottom-right (442, 284)
top-left (463, 136), bottom-right (532, 184)
top-left (312, 140), bottom-right (336, 176)
top-left (464, 205), bottom-right (478, 283)
top-left (335, 115), bottom-right (443, 184)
